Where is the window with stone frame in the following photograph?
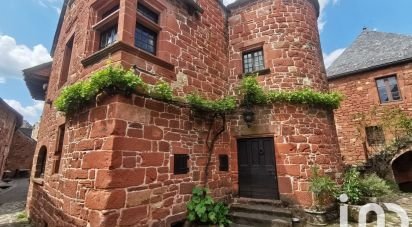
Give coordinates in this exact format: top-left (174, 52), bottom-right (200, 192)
top-left (365, 126), bottom-right (385, 146)
top-left (243, 48), bottom-right (265, 73)
top-left (174, 154), bottom-right (189, 175)
top-left (376, 75), bottom-right (402, 103)
top-left (53, 124), bottom-right (65, 174)
top-left (100, 25), bottom-right (117, 49)
top-left (35, 146), bottom-right (47, 178)
top-left (135, 2), bottom-right (160, 55)
top-left (59, 35), bottom-right (74, 87)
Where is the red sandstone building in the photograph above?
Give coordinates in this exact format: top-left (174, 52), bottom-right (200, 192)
top-left (24, 0), bottom-right (343, 226)
top-left (328, 30), bottom-right (412, 191)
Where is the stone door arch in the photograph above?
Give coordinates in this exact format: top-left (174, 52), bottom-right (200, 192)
top-left (391, 150), bottom-right (412, 192)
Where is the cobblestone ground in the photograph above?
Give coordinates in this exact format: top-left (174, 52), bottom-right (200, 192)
top-left (327, 193), bottom-right (412, 226)
top-left (0, 201), bottom-right (30, 227)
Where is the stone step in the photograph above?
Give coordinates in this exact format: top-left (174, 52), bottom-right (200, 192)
top-left (229, 211), bottom-right (292, 227)
top-left (230, 203), bottom-right (292, 218)
top-left (234, 197), bottom-right (285, 207)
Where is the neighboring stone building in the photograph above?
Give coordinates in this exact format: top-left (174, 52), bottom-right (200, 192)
top-left (328, 30), bottom-right (412, 190)
top-left (5, 122), bottom-right (37, 177)
top-left (24, 0), bottom-right (343, 226)
top-left (0, 98), bottom-right (23, 178)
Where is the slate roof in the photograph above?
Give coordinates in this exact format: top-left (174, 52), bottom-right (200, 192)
top-left (327, 31), bottom-right (412, 79)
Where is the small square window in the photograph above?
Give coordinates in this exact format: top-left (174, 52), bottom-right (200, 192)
top-left (376, 76), bottom-right (401, 103)
top-left (100, 25), bottom-right (117, 49)
top-left (366, 126), bottom-right (385, 146)
top-left (174, 154), bottom-right (189, 175)
top-left (219, 155), bottom-right (229, 171)
top-left (243, 49), bottom-right (265, 73)
top-left (135, 24), bottom-right (157, 54)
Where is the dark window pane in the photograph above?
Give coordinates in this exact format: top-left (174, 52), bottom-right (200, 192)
top-left (102, 5), bottom-right (119, 19)
top-left (135, 24), bottom-right (157, 54)
top-left (376, 76), bottom-right (401, 103)
top-left (174, 154), bottom-right (189, 175)
top-left (138, 3), bottom-right (159, 23)
top-left (219, 155), bottom-right (229, 171)
top-left (365, 126), bottom-right (385, 146)
top-left (243, 49), bottom-right (264, 73)
top-left (100, 26), bottom-right (117, 49)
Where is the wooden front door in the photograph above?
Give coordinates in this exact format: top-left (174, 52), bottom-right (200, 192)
top-left (237, 137), bottom-right (279, 200)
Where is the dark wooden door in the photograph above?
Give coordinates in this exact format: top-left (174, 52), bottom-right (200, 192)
top-left (237, 137), bottom-right (279, 200)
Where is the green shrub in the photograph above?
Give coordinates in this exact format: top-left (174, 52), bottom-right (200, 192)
top-left (360, 174), bottom-right (392, 197)
top-left (309, 167), bottom-right (338, 211)
top-left (341, 168), bottom-right (363, 205)
top-left (150, 80), bottom-right (173, 101)
top-left (186, 94), bottom-right (237, 114)
top-left (239, 76), bottom-right (343, 109)
top-left (187, 187), bottom-right (231, 227)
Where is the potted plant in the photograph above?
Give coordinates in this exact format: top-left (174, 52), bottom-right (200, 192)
top-left (186, 187), bottom-right (231, 227)
top-left (305, 167), bottom-right (339, 226)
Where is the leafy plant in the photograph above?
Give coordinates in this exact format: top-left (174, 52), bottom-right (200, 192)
top-left (239, 76), bottom-right (343, 109)
top-left (360, 174), bottom-right (392, 197)
top-left (186, 94), bottom-right (237, 114)
top-left (341, 168), bottom-right (363, 205)
top-left (150, 80), bottom-right (173, 101)
top-left (309, 167), bottom-right (338, 211)
top-left (55, 65), bottom-right (145, 114)
top-left (187, 187), bottom-right (231, 227)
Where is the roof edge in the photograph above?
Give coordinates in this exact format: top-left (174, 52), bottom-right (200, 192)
top-left (226, 0), bottom-right (320, 17)
top-left (50, 0), bottom-right (68, 57)
top-left (327, 57), bottom-right (412, 80)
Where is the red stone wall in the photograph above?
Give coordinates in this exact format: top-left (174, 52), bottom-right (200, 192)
top-left (329, 62), bottom-right (412, 164)
top-left (29, 95), bottom-right (232, 227)
top-left (0, 101), bottom-right (19, 178)
top-left (5, 130), bottom-right (37, 175)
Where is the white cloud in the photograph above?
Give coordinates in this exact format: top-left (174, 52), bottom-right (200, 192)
top-left (0, 77), bottom-right (5, 84)
top-left (36, 0), bottom-right (63, 14)
top-left (0, 35), bottom-right (52, 81)
top-left (323, 48), bottom-right (346, 69)
top-left (223, 0), bottom-right (236, 5)
top-left (4, 99), bottom-right (44, 124)
top-left (318, 0), bottom-right (340, 32)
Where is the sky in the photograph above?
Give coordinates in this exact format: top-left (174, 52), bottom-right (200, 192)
top-left (1, 0), bottom-right (412, 124)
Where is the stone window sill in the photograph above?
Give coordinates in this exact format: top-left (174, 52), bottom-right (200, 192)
top-left (238, 68), bottom-right (271, 79)
top-left (32, 178), bottom-right (44, 186)
top-left (92, 10), bottom-right (119, 31)
top-left (81, 41), bottom-right (175, 71)
top-left (379, 99), bottom-right (403, 106)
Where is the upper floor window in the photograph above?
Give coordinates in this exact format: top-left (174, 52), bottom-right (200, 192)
top-left (243, 49), bottom-right (264, 73)
top-left (135, 3), bottom-right (159, 55)
top-left (59, 36), bottom-right (74, 87)
top-left (365, 126), bottom-right (385, 146)
top-left (376, 75), bottom-right (401, 103)
top-left (102, 5), bottom-right (119, 19)
top-left (100, 25), bottom-right (117, 49)
top-left (137, 3), bottom-right (159, 23)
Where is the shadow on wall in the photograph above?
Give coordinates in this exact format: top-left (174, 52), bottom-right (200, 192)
top-left (392, 150), bottom-right (412, 192)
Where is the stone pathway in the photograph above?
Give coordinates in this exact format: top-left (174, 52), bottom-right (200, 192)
top-left (0, 178), bottom-right (31, 227)
top-left (327, 193), bottom-right (412, 226)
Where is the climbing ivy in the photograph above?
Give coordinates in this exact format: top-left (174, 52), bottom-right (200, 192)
top-left (240, 75), bottom-right (343, 109)
top-left (55, 66), bottom-right (342, 116)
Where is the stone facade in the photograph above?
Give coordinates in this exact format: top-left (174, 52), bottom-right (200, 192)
top-left (0, 98), bottom-right (22, 178)
top-left (329, 62), bottom-right (412, 164)
top-left (26, 0), bottom-right (343, 226)
top-left (5, 129), bottom-right (37, 176)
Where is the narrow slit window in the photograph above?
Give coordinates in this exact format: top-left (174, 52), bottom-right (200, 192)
top-left (219, 155), bottom-right (229, 171)
top-left (243, 49), bottom-right (264, 73)
top-left (376, 75), bottom-right (401, 103)
top-left (59, 36), bottom-right (74, 87)
top-left (174, 154), bottom-right (189, 175)
top-left (35, 146), bottom-right (47, 178)
top-left (54, 125), bottom-right (65, 174)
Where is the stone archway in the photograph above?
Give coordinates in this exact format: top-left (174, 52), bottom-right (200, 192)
top-left (392, 150), bottom-right (412, 192)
